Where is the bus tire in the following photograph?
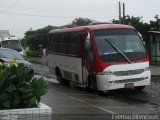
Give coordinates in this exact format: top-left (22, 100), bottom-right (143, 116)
top-left (62, 78), bottom-right (70, 86)
top-left (56, 68), bottom-right (64, 84)
top-left (87, 75), bottom-right (98, 92)
top-left (135, 86), bottom-right (145, 91)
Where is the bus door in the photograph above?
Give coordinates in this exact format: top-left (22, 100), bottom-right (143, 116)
top-left (80, 31), bottom-right (95, 83)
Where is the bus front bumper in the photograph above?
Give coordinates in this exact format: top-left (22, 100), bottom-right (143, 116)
top-left (96, 71), bottom-right (151, 91)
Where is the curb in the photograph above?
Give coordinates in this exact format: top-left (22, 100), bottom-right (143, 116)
top-left (29, 60), bottom-right (45, 65)
top-left (151, 75), bottom-right (160, 78)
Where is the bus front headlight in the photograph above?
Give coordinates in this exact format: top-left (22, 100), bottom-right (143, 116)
top-left (144, 67), bottom-right (150, 71)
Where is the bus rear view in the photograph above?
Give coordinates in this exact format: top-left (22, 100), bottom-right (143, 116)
top-left (1, 36), bottom-right (23, 54)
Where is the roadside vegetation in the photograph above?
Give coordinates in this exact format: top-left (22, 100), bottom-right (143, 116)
top-left (26, 50), bottom-right (41, 57)
top-left (21, 15), bottom-right (160, 51)
top-left (0, 60), bottom-right (47, 109)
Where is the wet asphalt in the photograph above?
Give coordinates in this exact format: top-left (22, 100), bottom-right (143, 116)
top-left (33, 63), bottom-right (160, 120)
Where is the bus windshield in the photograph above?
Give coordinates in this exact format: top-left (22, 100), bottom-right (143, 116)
top-left (93, 29), bottom-right (147, 63)
top-left (1, 40), bottom-right (22, 52)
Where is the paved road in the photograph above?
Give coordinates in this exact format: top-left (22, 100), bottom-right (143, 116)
top-left (40, 78), bottom-right (158, 120)
top-left (33, 63), bottom-right (160, 120)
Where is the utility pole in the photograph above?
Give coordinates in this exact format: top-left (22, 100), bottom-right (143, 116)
top-left (123, 3), bottom-right (125, 20)
top-left (119, 1), bottom-right (121, 24)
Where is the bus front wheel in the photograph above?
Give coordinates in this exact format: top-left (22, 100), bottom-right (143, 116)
top-left (87, 75), bottom-right (98, 92)
top-left (135, 86), bottom-right (145, 91)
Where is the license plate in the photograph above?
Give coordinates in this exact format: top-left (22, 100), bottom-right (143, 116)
top-left (124, 83), bottom-right (134, 88)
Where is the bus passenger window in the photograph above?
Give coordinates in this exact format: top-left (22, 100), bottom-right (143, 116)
top-left (88, 49), bottom-right (94, 63)
top-left (56, 33), bottom-right (67, 54)
top-left (68, 33), bottom-right (78, 56)
top-left (48, 34), bottom-right (58, 53)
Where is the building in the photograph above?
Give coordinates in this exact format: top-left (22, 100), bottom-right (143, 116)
top-left (0, 30), bottom-right (10, 38)
top-left (148, 31), bottom-right (160, 65)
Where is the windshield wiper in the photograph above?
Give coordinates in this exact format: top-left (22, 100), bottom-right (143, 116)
top-left (105, 39), bottom-right (131, 64)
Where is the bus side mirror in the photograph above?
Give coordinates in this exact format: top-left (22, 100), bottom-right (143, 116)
top-left (85, 40), bottom-right (91, 50)
top-left (143, 41), bottom-right (145, 45)
top-left (79, 31), bottom-right (91, 49)
top-left (137, 31), bottom-right (144, 42)
top-left (85, 32), bottom-right (91, 50)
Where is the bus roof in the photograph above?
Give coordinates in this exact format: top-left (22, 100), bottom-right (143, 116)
top-left (1, 36), bottom-right (19, 41)
top-left (49, 24), bottom-right (134, 34)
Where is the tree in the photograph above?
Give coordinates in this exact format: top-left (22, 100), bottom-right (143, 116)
top-left (150, 15), bottom-right (160, 30)
top-left (113, 15), bottom-right (145, 29)
top-left (21, 18), bottom-right (93, 50)
top-left (72, 17), bottom-right (92, 26)
top-left (112, 15), bottom-right (150, 42)
top-left (21, 25), bottom-right (57, 50)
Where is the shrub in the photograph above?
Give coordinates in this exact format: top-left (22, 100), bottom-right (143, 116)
top-left (26, 50), bottom-right (40, 57)
top-left (0, 61), bottom-right (47, 109)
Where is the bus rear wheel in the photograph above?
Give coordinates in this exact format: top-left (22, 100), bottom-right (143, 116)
top-left (56, 69), bottom-right (64, 84)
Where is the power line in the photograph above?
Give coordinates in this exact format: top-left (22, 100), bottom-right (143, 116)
top-left (0, 0), bottom-right (117, 13)
top-left (0, 11), bottom-right (117, 19)
top-left (11, 7), bottom-right (117, 12)
top-left (0, 0), bottom-right (119, 22)
top-left (0, 5), bottom-right (118, 19)
top-left (1, 4), bottom-right (117, 12)
top-left (1, 0), bottom-right (21, 12)
top-left (0, 11), bottom-right (72, 18)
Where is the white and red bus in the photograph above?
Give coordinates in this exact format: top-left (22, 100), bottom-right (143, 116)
top-left (47, 23), bottom-right (151, 91)
top-left (0, 36), bottom-right (23, 54)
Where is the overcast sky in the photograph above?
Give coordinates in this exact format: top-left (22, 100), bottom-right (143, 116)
top-left (0, 0), bottom-right (160, 38)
